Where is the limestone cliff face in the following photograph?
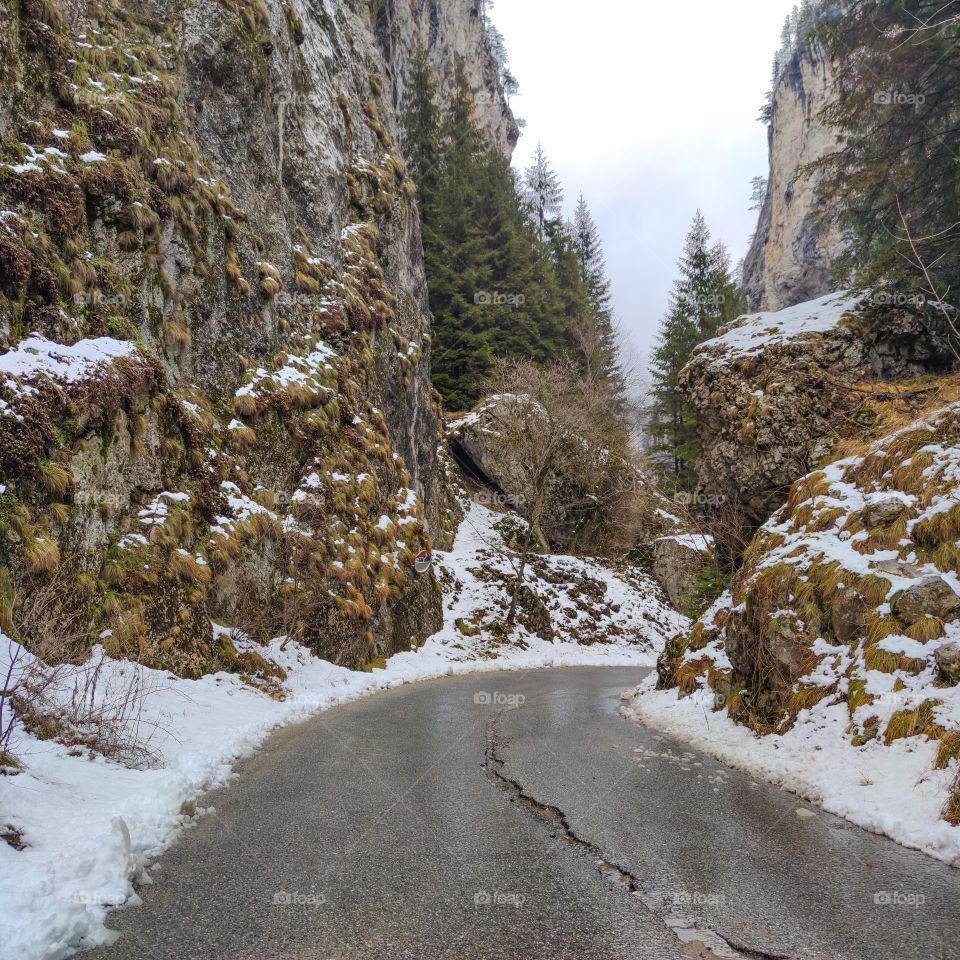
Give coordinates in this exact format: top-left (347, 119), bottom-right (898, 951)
top-left (372, 0), bottom-right (518, 156)
top-left (0, 0), bottom-right (511, 675)
top-left (743, 38), bottom-right (846, 312)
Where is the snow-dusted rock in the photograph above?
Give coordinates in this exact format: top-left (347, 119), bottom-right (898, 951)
top-left (681, 292), bottom-right (957, 534)
top-left (936, 642), bottom-right (960, 685)
top-left (651, 534), bottom-right (714, 612)
top-left (893, 577), bottom-right (960, 626)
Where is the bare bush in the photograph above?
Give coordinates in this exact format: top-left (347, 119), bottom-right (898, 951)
top-left (2, 563), bottom-right (166, 768)
top-left (485, 358), bottom-right (648, 625)
top-left (10, 648), bottom-right (163, 767)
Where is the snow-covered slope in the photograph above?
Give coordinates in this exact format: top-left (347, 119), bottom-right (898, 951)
top-left (0, 502), bottom-right (682, 960)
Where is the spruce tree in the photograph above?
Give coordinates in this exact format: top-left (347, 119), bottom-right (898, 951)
top-left (401, 60), bottom-right (634, 414)
top-left (402, 67), bottom-right (581, 409)
top-left (523, 144), bottom-right (563, 241)
top-left (647, 213), bottom-right (745, 489)
top-left (571, 195), bottom-right (627, 405)
top-left (648, 297), bottom-right (701, 486)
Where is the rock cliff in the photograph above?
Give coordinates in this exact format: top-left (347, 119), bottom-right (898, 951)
top-left (743, 33), bottom-right (845, 312)
top-left (0, 0), bottom-right (511, 674)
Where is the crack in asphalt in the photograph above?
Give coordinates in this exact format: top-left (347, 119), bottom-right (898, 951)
top-left (482, 711), bottom-right (793, 960)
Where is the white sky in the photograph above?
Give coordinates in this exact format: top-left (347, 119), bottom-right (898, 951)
top-left (488, 0), bottom-right (798, 361)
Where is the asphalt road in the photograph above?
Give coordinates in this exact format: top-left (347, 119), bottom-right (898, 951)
top-left (86, 667), bottom-right (960, 960)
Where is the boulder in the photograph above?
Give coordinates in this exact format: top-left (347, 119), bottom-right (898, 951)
top-left (652, 535), bottom-right (714, 612)
top-left (892, 577), bottom-right (960, 626)
top-left (680, 292), bottom-right (957, 542)
top-left (935, 642), bottom-right (960, 685)
top-left (766, 614), bottom-right (818, 682)
top-left (831, 588), bottom-right (869, 645)
top-left (446, 395), bottom-right (534, 512)
top-left (862, 498), bottom-right (908, 529)
top-left (656, 633), bottom-right (689, 690)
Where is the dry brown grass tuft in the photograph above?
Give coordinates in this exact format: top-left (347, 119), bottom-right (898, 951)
top-left (25, 538), bottom-right (61, 575)
top-left (936, 731), bottom-right (960, 769)
top-left (884, 700), bottom-right (943, 745)
top-left (169, 550), bottom-right (212, 585)
top-left (944, 775), bottom-right (960, 825)
top-left (233, 392), bottom-right (258, 417)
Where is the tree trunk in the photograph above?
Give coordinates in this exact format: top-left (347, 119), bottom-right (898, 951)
top-left (506, 502), bottom-right (545, 627)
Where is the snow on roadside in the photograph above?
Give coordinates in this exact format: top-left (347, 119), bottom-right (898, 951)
top-left (0, 502), bottom-right (681, 960)
top-left (624, 677), bottom-right (960, 867)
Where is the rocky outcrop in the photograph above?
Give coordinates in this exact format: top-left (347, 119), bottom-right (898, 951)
top-left (744, 32), bottom-right (845, 311)
top-left (372, 0), bottom-right (519, 156)
top-left (0, 0), bottom-right (511, 674)
top-left (681, 292), bottom-right (958, 534)
top-left (662, 401), bottom-right (960, 737)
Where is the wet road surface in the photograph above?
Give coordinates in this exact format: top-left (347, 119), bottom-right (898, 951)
top-left (86, 667), bottom-right (960, 960)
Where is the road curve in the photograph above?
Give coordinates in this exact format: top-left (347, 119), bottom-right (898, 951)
top-left (85, 667), bottom-right (960, 960)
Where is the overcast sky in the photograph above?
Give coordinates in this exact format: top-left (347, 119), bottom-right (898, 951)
top-left (488, 0), bottom-right (798, 363)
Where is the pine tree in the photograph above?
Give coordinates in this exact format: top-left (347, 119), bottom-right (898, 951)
top-left (523, 144), bottom-right (563, 241)
top-left (647, 213), bottom-right (745, 489)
